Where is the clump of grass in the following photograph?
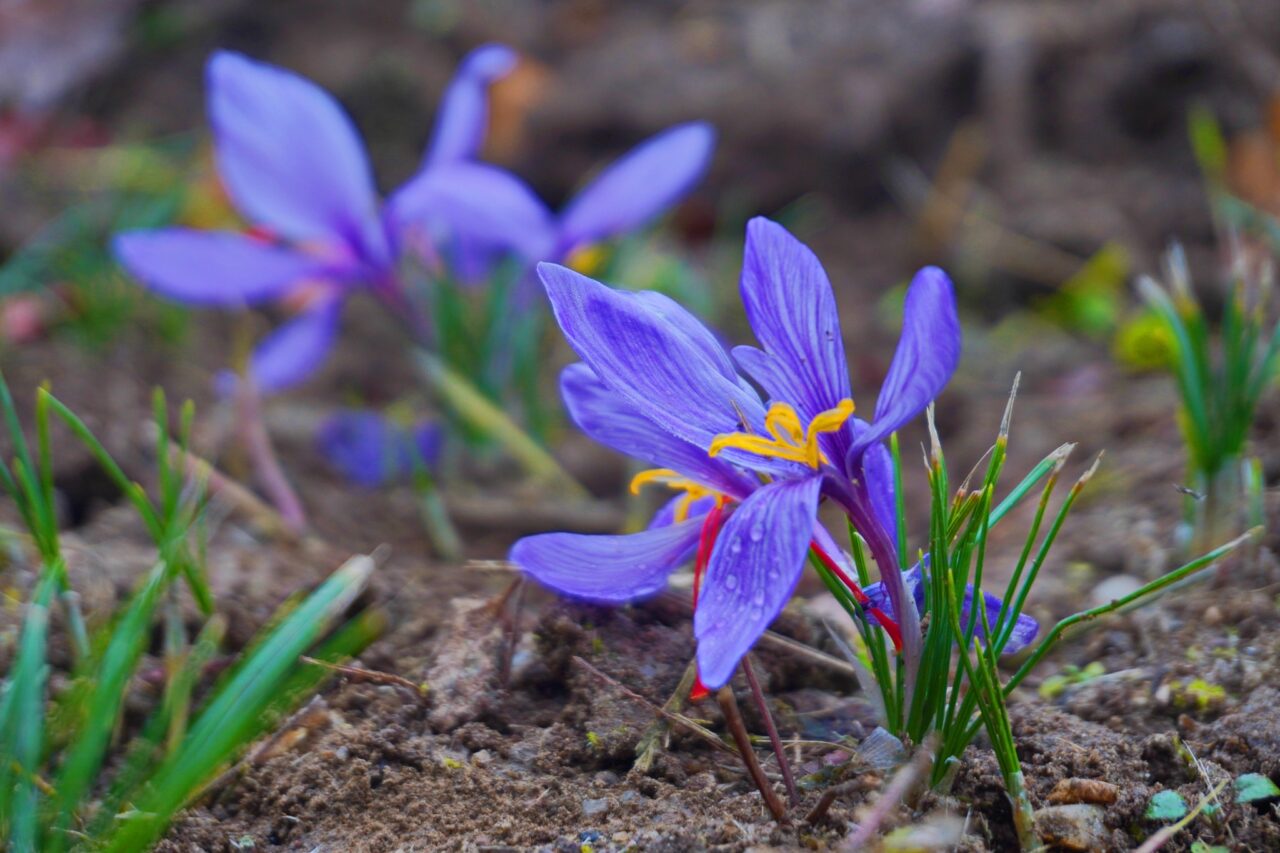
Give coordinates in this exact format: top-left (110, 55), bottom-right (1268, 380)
top-left (817, 382), bottom-right (1259, 849)
top-left (0, 373), bottom-right (378, 850)
top-left (1137, 244), bottom-right (1278, 552)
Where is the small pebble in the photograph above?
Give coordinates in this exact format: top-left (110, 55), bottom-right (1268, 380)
top-left (581, 797), bottom-right (609, 817)
top-left (1047, 778), bottom-right (1120, 806)
top-left (1034, 804), bottom-right (1108, 852)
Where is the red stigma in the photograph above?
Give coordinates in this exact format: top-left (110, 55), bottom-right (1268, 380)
top-left (688, 504), bottom-right (726, 700)
top-left (809, 540), bottom-right (903, 653)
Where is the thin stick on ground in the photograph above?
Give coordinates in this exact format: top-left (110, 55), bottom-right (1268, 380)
top-left (742, 654), bottom-right (800, 808)
top-left (572, 656), bottom-right (735, 756)
top-left (717, 686), bottom-right (789, 824)
top-left (1134, 779), bottom-right (1230, 853)
top-left (843, 734), bottom-right (939, 851)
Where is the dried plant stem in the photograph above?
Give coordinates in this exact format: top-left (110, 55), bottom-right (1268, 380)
top-left (843, 734), bottom-right (938, 851)
top-left (717, 686), bottom-right (789, 824)
top-left (742, 655), bottom-right (799, 808)
top-left (160, 436), bottom-right (300, 542)
top-left (1134, 779), bottom-right (1229, 853)
top-left (573, 657), bottom-right (733, 756)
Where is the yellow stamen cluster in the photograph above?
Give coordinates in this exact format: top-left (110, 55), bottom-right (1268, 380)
top-left (709, 399), bottom-right (855, 469)
top-left (629, 468), bottom-right (726, 523)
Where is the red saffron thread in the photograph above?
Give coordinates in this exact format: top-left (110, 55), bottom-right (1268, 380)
top-left (689, 504), bottom-right (726, 701)
top-left (809, 539), bottom-right (904, 653)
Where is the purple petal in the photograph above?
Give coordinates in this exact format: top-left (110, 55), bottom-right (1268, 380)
top-left (424, 44), bottom-right (518, 167)
top-left (113, 230), bottom-right (334, 307)
top-left (511, 519), bottom-right (702, 602)
top-left (561, 363), bottom-right (754, 499)
top-left (540, 263), bottom-right (765, 453)
top-left (694, 476), bottom-right (821, 688)
top-left (388, 162), bottom-right (554, 264)
top-left (861, 563), bottom-right (1039, 655)
top-left (207, 51), bottom-right (386, 262)
top-left (848, 266), bottom-right (960, 465)
top-left (738, 217), bottom-right (851, 419)
top-left (248, 297), bottom-right (342, 392)
top-left (630, 291), bottom-right (741, 384)
top-left (316, 409), bottom-right (441, 487)
top-left (857, 425), bottom-right (899, 543)
top-left (557, 122), bottom-right (715, 251)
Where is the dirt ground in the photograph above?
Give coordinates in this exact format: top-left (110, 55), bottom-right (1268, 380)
top-left (3, 0), bottom-right (1280, 850)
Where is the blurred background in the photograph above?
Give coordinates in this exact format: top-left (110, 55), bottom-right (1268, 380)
top-left (2, 0), bottom-right (1280, 560)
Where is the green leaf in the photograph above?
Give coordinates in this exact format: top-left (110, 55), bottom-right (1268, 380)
top-left (1146, 789), bottom-right (1190, 821)
top-left (1234, 772), bottom-right (1280, 804)
top-left (1190, 842), bottom-right (1229, 853)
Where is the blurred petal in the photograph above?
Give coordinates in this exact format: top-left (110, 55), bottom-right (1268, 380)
top-left (113, 230), bottom-right (333, 307)
top-left (695, 476), bottom-right (820, 688)
top-left (388, 162), bottom-right (554, 263)
top-left (208, 51), bottom-right (385, 259)
top-left (738, 217), bottom-right (851, 419)
top-left (561, 363), bottom-right (753, 498)
top-left (540, 262), bottom-right (765, 453)
top-left (424, 43), bottom-right (518, 167)
top-left (249, 297), bottom-right (342, 392)
top-left (511, 520), bottom-right (702, 602)
top-left (558, 122), bottom-right (715, 249)
top-left (316, 410), bottom-right (441, 487)
top-left (848, 266), bottom-right (960, 465)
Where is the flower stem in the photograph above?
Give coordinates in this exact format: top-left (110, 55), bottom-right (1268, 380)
top-left (717, 686), bottom-right (788, 823)
top-left (742, 655), bottom-right (799, 808)
top-left (234, 382), bottom-right (306, 533)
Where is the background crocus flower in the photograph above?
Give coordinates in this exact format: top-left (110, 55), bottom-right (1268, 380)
top-left (113, 46), bottom-right (518, 393)
top-left (389, 121), bottom-right (716, 284)
top-left (316, 409), bottom-right (442, 487)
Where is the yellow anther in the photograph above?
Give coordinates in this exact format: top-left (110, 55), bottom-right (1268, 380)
top-left (629, 468), bottom-right (726, 523)
top-left (565, 243), bottom-right (607, 276)
top-left (709, 398), bottom-right (854, 469)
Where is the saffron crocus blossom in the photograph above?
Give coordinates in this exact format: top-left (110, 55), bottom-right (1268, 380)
top-left (389, 121), bottom-right (716, 283)
top-left (515, 217), bottom-right (1036, 689)
top-left (113, 46), bottom-right (517, 392)
top-left (516, 248), bottom-right (889, 689)
top-left (316, 409), bottom-right (442, 487)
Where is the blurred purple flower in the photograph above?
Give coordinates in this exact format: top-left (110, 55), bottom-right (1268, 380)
top-left (113, 45), bottom-right (517, 392)
top-left (316, 409), bottom-right (442, 487)
top-left (388, 121), bottom-right (716, 283)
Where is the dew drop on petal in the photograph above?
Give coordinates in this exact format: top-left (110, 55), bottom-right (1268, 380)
top-left (724, 575), bottom-right (739, 591)
top-left (749, 522), bottom-right (765, 542)
top-left (752, 590), bottom-right (765, 606)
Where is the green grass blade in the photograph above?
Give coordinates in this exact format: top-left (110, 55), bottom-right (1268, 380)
top-left (4, 570), bottom-right (57, 851)
top-left (50, 560), bottom-right (172, 841)
top-left (101, 553), bottom-right (375, 851)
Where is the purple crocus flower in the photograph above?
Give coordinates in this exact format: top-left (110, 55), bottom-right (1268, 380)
top-left (513, 217), bottom-right (1037, 689)
top-left (316, 409), bottom-right (442, 488)
top-left (113, 45), bottom-right (517, 393)
top-left (388, 121), bottom-right (716, 282)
